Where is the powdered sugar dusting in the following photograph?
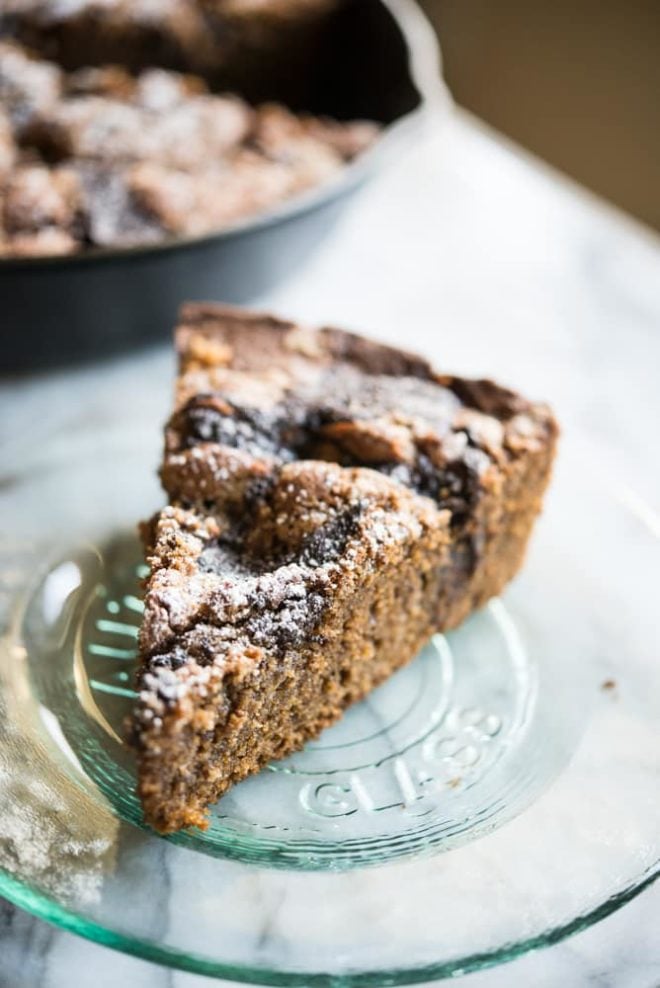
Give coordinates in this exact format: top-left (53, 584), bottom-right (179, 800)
top-left (136, 319), bottom-right (552, 728)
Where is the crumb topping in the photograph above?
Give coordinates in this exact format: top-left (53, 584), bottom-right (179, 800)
top-left (138, 459), bottom-right (441, 717)
top-left (135, 310), bottom-right (555, 733)
top-left (0, 35), bottom-right (379, 256)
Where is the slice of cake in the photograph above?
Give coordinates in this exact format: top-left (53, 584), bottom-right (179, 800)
top-left (132, 304), bottom-right (558, 833)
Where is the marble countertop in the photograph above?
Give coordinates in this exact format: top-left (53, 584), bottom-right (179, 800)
top-left (1, 109), bottom-right (659, 987)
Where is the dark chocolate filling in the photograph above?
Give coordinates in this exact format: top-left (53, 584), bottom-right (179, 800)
top-left (198, 500), bottom-right (365, 577)
top-left (175, 371), bottom-right (490, 525)
top-left (181, 398), bottom-right (305, 461)
top-left (144, 501), bottom-right (365, 676)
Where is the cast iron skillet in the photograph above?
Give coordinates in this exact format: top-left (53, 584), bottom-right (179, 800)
top-left (0, 0), bottom-right (443, 371)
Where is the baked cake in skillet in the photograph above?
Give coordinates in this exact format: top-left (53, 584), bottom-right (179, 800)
top-left (0, 0), bottom-right (341, 93)
top-left (0, 40), bottom-right (378, 256)
top-left (132, 304), bottom-right (558, 833)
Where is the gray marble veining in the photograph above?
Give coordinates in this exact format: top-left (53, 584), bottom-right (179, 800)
top-left (1, 110), bottom-right (659, 986)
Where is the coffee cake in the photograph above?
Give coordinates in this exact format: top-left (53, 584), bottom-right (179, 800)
top-left (0, 40), bottom-right (378, 256)
top-left (132, 304), bottom-right (558, 833)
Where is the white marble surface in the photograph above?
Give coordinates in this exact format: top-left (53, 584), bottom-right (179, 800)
top-left (1, 110), bottom-right (659, 986)
top-left (1, 880), bottom-right (658, 988)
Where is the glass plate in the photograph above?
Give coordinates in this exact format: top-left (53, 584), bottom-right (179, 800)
top-left (0, 427), bottom-right (658, 984)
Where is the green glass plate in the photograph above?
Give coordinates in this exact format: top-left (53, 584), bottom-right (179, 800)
top-left (0, 430), bottom-right (658, 984)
